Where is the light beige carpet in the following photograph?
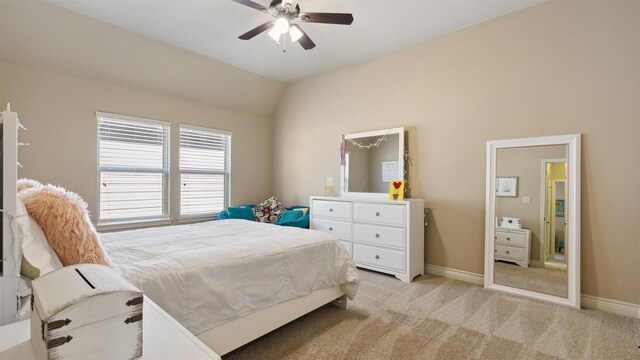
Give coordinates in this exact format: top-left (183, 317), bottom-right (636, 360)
top-left (225, 270), bottom-right (639, 360)
top-left (494, 261), bottom-right (567, 297)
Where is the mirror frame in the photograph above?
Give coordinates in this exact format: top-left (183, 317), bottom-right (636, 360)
top-left (341, 127), bottom-right (405, 199)
top-left (484, 134), bottom-right (581, 308)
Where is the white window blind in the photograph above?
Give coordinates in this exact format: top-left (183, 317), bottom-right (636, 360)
top-left (97, 113), bottom-right (169, 222)
top-left (180, 125), bottom-right (231, 217)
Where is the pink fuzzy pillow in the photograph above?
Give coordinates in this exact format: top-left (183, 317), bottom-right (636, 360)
top-left (20, 185), bottom-right (111, 266)
top-left (17, 178), bottom-right (42, 193)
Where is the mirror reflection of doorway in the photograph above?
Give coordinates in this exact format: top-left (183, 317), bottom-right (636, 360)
top-left (542, 160), bottom-right (567, 270)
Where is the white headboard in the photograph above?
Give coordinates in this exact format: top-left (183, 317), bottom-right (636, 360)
top-left (0, 103), bottom-right (21, 325)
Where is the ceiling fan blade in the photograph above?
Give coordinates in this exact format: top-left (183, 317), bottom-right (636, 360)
top-left (230, 0), bottom-right (269, 13)
top-left (299, 12), bottom-right (353, 25)
top-left (239, 21), bottom-right (275, 40)
top-left (293, 25), bottom-right (316, 50)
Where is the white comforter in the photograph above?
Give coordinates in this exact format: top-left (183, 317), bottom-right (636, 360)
top-left (100, 220), bottom-right (359, 334)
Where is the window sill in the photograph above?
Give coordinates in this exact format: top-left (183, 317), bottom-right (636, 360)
top-left (96, 217), bottom-right (172, 232)
top-left (178, 214), bottom-right (219, 224)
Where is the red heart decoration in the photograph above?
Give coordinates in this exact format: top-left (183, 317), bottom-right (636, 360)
top-left (393, 181), bottom-right (402, 189)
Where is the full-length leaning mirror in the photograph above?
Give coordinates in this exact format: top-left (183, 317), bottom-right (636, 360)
top-left (484, 134), bottom-right (581, 308)
top-left (341, 127), bottom-right (404, 198)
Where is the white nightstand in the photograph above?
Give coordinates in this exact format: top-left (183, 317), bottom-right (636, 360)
top-left (495, 227), bottom-right (531, 267)
top-left (0, 296), bottom-right (221, 360)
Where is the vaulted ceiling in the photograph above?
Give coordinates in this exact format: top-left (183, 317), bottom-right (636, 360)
top-left (46, 0), bottom-right (544, 83)
top-left (1, 1), bottom-right (544, 117)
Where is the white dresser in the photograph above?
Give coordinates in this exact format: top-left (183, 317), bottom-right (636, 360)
top-left (494, 227), bottom-right (531, 267)
top-left (310, 196), bottom-right (425, 283)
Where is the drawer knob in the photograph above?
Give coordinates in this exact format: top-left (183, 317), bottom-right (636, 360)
top-left (375, 233), bottom-right (380, 238)
top-left (507, 237), bottom-right (510, 241)
top-left (329, 208), bottom-right (333, 212)
top-left (375, 255), bottom-right (380, 260)
top-left (329, 227), bottom-right (333, 231)
top-left (375, 212), bottom-right (380, 217)
top-left (506, 250), bottom-right (510, 255)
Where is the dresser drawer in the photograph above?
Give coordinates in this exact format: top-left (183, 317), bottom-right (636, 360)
top-left (495, 244), bottom-right (526, 261)
top-left (496, 230), bottom-right (526, 247)
top-left (312, 200), bottom-right (351, 220)
top-left (353, 244), bottom-right (405, 272)
top-left (354, 203), bottom-right (405, 226)
top-left (353, 223), bottom-right (405, 250)
top-left (339, 241), bottom-right (352, 257)
top-left (313, 218), bottom-right (351, 239)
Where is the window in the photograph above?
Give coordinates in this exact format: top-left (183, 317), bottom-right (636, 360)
top-left (97, 112), bottom-right (169, 223)
top-left (179, 125), bottom-right (231, 217)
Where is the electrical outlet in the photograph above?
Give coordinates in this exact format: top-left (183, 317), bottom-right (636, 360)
top-left (523, 196), bottom-right (532, 204)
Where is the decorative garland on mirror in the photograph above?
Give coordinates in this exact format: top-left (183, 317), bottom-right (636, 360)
top-left (346, 132), bottom-right (390, 149)
top-left (403, 148), bottom-right (413, 196)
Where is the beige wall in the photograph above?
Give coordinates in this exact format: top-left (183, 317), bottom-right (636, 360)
top-left (0, 1), bottom-right (286, 118)
top-left (0, 61), bottom-right (274, 223)
top-left (273, 1), bottom-right (640, 303)
top-left (0, 0), bottom-right (284, 225)
top-left (496, 145), bottom-right (567, 263)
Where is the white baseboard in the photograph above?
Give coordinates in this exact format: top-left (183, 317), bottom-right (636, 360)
top-left (424, 264), bottom-right (484, 286)
top-left (423, 264), bottom-right (640, 319)
top-left (581, 294), bottom-right (640, 319)
top-left (529, 259), bottom-right (541, 267)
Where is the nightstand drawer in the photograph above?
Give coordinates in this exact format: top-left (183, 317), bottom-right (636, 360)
top-left (354, 203), bottom-right (405, 226)
top-left (313, 218), bottom-right (351, 239)
top-left (496, 231), bottom-right (526, 247)
top-left (312, 200), bottom-right (351, 220)
top-left (353, 244), bottom-right (405, 272)
top-left (353, 223), bottom-right (405, 249)
top-left (495, 245), bottom-right (526, 261)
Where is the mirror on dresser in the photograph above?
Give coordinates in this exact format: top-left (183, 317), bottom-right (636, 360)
top-left (341, 127), bottom-right (404, 198)
top-left (484, 134), bottom-right (581, 308)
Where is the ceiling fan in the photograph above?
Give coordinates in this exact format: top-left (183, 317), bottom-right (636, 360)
top-left (231, 0), bottom-right (354, 50)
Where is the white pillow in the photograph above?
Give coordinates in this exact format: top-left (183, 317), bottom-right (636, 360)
top-left (13, 198), bottom-right (63, 278)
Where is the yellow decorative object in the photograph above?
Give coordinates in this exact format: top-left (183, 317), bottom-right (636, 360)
top-left (389, 180), bottom-right (405, 200)
top-left (324, 185), bottom-right (336, 197)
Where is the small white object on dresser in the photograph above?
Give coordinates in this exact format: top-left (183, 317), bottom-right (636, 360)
top-left (494, 227), bottom-right (531, 267)
top-left (310, 196), bottom-right (425, 282)
top-left (30, 264), bottom-right (143, 360)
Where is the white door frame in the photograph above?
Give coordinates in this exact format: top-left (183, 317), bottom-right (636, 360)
top-left (485, 134), bottom-right (581, 309)
top-left (539, 159), bottom-right (566, 267)
top-left (552, 180), bottom-right (567, 263)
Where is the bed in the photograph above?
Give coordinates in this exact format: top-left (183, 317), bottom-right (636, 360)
top-left (100, 219), bottom-right (359, 355)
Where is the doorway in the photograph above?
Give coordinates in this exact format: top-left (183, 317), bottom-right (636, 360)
top-left (541, 159), bottom-right (567, 270)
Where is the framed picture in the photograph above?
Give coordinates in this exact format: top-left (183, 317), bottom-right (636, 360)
top-left (496, 177), bottom-right (518, 197)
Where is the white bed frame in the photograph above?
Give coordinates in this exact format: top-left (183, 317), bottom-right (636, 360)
top-left (0, 104), bottom-right (20, 326)
top-left (0, 105), bottom-right (351, 351)
top-left (198, 286), bottom-right (347, 355)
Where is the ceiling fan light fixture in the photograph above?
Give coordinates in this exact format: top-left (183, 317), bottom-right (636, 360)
top-left (233, 0), bottom-right (353, 50)
top-left (274, 16), bottom-right (290, 35)
top-left (267, 27), bottom-right (281, 42)
top-left (289, 25), bottom-right (303, 42)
